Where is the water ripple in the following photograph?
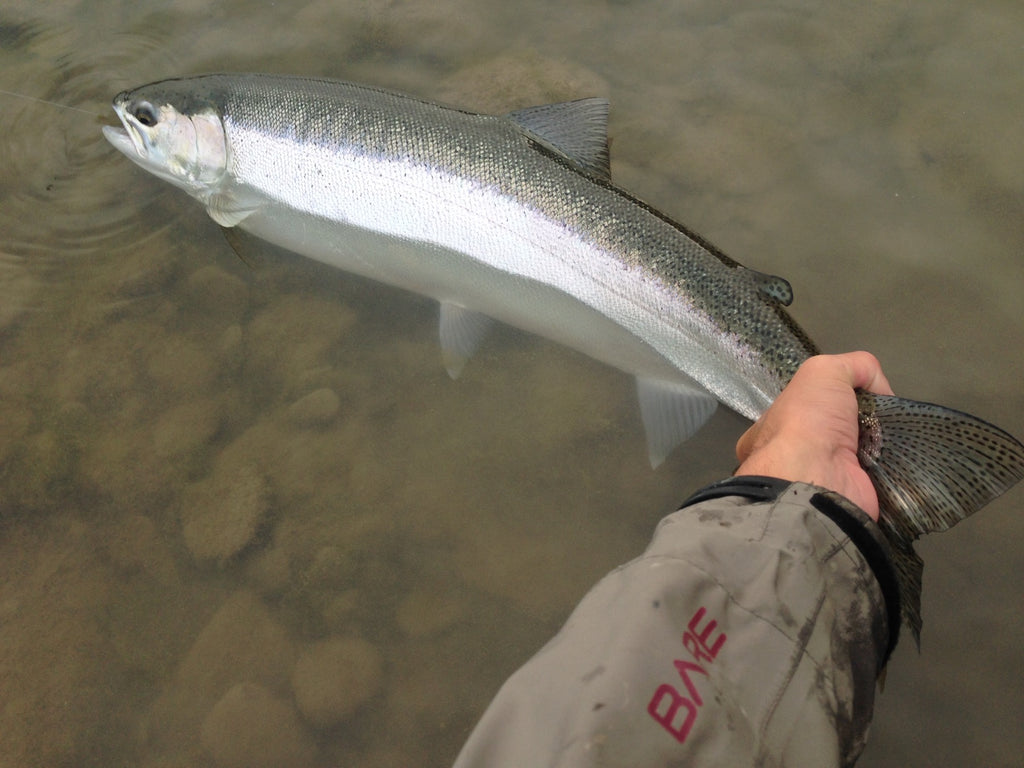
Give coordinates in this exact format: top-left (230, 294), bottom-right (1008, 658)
top-left (0, 15), bottom-right (182, 269)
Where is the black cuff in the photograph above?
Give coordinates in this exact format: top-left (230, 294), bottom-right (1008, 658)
top-left (678, 475), bottom-right (792, 508)
top-left (679, 476), bottom-right (901, 665)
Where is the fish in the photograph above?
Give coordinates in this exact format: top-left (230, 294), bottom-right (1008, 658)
top-left (103, 73), bottom-right (1024, 644)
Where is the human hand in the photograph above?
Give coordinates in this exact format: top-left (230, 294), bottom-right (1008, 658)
top-left (735, 352), bottom-right (894, 521)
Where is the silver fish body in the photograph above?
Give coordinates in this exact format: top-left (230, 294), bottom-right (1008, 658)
top-left (102, 74), bottom-right (814, 464)
top-left (105, 74), bottom-right (1024, 644)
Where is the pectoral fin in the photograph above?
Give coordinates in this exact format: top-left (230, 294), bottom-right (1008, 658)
top-left (206, 192), bottom-right (261, 228)
top-left (440, 302), bottom-right (494, 379)
top-left (637, 377), bottom-right (718, 467)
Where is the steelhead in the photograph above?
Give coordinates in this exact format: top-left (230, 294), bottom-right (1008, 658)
top-left (104, 73), bottom-right (1023, 642)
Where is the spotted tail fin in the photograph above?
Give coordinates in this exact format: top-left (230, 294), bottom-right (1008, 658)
top-left (856, 393), bottom-right (1024, 645)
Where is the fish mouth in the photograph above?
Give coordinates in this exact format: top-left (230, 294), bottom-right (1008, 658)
top-left (102, 101), bottom-right (145, 159)
top-left (101, 122), bottom-right (136, 156)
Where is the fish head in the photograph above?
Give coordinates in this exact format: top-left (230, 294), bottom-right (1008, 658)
top-left (103, 82), bottom-right (227, 195)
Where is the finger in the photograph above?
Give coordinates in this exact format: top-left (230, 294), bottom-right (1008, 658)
top-left (836, 350), bottom-right (895, 396)
top-left (794, 352), bottom-right (895, 396)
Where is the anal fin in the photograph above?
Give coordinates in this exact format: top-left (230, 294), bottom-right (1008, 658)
top-left (637, 377), bottom-right (718, 468)
top-left (440, 302), bottom-right (494, 379)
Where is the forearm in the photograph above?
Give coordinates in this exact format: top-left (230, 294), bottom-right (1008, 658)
top-left (452, 478), bottom-right (898, 768)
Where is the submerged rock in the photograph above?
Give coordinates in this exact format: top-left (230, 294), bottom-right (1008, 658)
top-left (152, 398), bottom-right (223, 462)
top-left (245, 294), bottom-right (357, 397)
top-left (395, 587), bottom-right (464, 638)
top-left (291, 636), bottom-right (384, 728)
top-left (146, 335), bottom-right (219, 397)
top-left (201, 682), bottom-right (317, 768)
top-left (181, 463), bottom-right (271, 565)
top-left (287, 387), bottom-right (341, 429)
top-left (145, 590), bottom-right (296, 753)
top-left (185, 265), bottom-right (250, 323)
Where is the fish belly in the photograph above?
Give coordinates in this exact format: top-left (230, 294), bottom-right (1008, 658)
top-left (238, 199), bottom-right (692, 388)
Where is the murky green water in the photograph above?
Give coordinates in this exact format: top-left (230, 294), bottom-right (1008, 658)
top-left (1, 0), bottom-right (1021, 765)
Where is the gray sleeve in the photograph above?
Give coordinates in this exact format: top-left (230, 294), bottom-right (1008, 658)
top-left (451, 480), bottom-right (895, 768)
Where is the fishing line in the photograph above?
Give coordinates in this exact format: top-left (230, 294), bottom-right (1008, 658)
top-left (0, 88), bottom-right (104, 117)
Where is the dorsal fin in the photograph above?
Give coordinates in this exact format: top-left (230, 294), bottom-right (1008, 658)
top-left (507, 98), bottom-right (611, 180)
top-left (742, 267), bottom-right (794, 306)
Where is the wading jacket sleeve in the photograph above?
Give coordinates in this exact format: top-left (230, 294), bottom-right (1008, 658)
top-left (452, 478), bottom-right (900, 768)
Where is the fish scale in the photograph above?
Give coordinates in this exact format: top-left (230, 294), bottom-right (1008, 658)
top-left (198, 75), bottom-right (800, 413)
top-left (103, 73), bottom-right (1024, 645)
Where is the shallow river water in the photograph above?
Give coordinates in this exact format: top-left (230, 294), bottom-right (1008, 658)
top-left (1, 0), bottom-right (1022, 766)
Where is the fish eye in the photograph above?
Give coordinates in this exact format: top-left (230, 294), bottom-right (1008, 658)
top-left (132, 101), bottom-right (159, 127)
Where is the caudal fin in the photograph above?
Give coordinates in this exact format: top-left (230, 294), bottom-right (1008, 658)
top-left (856, 393), bottom-right (1024, 645)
